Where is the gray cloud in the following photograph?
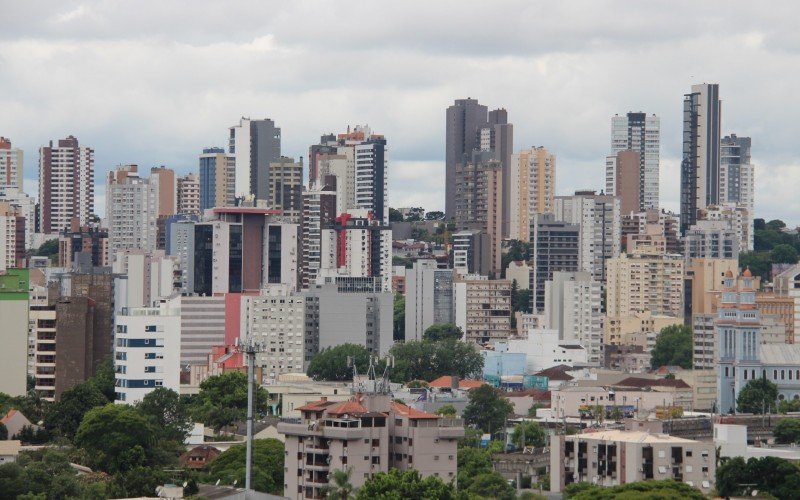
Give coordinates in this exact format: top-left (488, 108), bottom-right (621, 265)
top-left (1, 1), bottom-right (799, 222)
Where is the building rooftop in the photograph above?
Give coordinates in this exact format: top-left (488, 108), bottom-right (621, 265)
top-left (390, 402), bottom-right (439, 420)
top-left (0, 440), bottom-right (21, 456)
top-left (616, 377), bottom-right (691, 390)
top-left (534, 365), bottom-right (575, 381)
top-left (571, 430), bottom-right (698, 444)
top-left (760, 343), bottom-right (800, 365)
top-left (428, 376), bottom-right (485, 390)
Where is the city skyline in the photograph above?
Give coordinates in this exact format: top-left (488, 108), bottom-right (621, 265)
top-left (2, 2), bottom-right (798, 223)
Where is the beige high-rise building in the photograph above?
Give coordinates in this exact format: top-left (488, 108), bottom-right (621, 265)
top-left (268, 156), bottom-right (303, 220)
top-left (150, 166), bottom-right (176, 217)
top-left (177, 173), bottom-right (200, 216)
top-left (687, 258), bottom-right (739, 369)
top-left (0, 137), bottom-right (23, 191)
top-left (509, 146), bottom-right (555, 241)
top-left (454, 155), bottom-right (503, 273)
top-left (454, 276), bottom-right (512, 344)
top-left (606, 244), bottom-right (684, 319)
top-left (605, 150), bottom-right (641, 216)
top-left (278, 393), bottom-right (463, 500)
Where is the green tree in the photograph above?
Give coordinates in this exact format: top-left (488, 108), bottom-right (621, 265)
top-left (320, 467), bottom-right (354, 499)
top-left (136, 387), bottom-right (191, 442)
top-left (566, 479), bottom-right (707, 499)
top-left (206, 439), bottom-right (285, 494)
top-left (0, 422), bottom-right (7, 440)
top-left (189, 371), bottom-right (268, 431)
top-left (778, 398), bottom-right (800, 413)
top-left (501, 240), bottom-right (531, 277)
top-left (307, 343), bottom-right (373, 382)
top-left (456, 446), bottom-right (493, 489)
top-left (74, 404), bottom-right (157, 473)
top-left (463, 385), bottom-right (513, 435)
top-left (88, 357), bottom-right (116, 402)
top-left (511, 286), bottom-right (532, 315)
top-left (766, 219), bottom-right (787, 231)
top-left (390, 339), bottom-right (483, 383)
top-left (356, 468), bottom-right (455, 500)
top-left (716, 455), bottom-right (800, 499)
top-left (389, 208), bottom-right (404, 222)
top-left (34, 239), bottom-right (59, 259)
top-left (107, 466), bottom-right (170, 498)
top-left (774, 418), bottom-right (800, 444)
top-left (393, 294), bottom-right (405, 342)
top-left (44, 382), bottom-right (108, 439)
top-left (650, 324), bottom-right (693, 369)
top-left (426, 211), bottom-right (444, 220)
top-left (736, 377), bottom-right (778, 414)
top-left (511, 421), bottom-right (546, 449)
top-left (771, 243), bottom-right (799, 264)
top-left (0, 462), bottom-right (27, 498)
top-left (467, 471), bottom-right (516, 500)
top-left (739, 251), bottom-right (772, 281)
top-left (423, 323), bottom-right (463, 342)
top-left (435, 404), bottom-right (457, 417)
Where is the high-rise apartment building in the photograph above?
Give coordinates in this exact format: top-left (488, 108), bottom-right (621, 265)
top-left (697, 204), bottom-right (751, 255)
top-left (554, 191), bottom-right (620, 285)
top-left (531, 213), bottom-right (580, 312)
top-left (605, 150), bottom-right (641, 215)
top-left (228, 117), bottom-right (281, 200)
top-left (610, 112), bottom-right (660, 210)
top-left (606, 245), bottom-right (684, 319)
top-left (0, 203), bottom-right (25, 271)
top-left (452, 230), bottom-right (492, 277)
top-left (720, 134), bottom-right (754, 250)
top-left (0, 137), bottom-right (23, 191)
top-left (301, 187), bottom-right (337, 290)
top-left (39, 136), bottom-right (94, 233)
top-left (404, 260), bottom-right (454, 341)
top-left (454, 276), bottom-right (512, 344)
top-left (446, 98), bottom-right (488, 218)
top-left (0, 187), bottom-right (35, 251)
top-left (544, 271), bottom-right (603, 365)
top-left (199, 147), bottom-right (236, 211)
top-left (243, 285), bottom-right (310, 381)
top-left (681, 84), bottom-right (721, 234)
top-left (177, 173), bottom-right (200, 216)
top-left (621, 209), bottom-right (681, 255)
top-left (354, 138), bottom-right (388, 224)
top-left (321, 211), bottom-right (391, 292)
top-left (58, 225), bottom-right (109, 270)
top-left (149, 166), bottom-right (176, 217)
top-left (307, 133), bottom-right (338, 188)
top-left (267, 157), bottom-right (303, 220)
top-left (509, 146), bottom-right (556, 241)
top-left (454, 153), bottom-right (503, 273)
top-left (446, 99), bottom-right (513, 234)
top-left (114, 301), bottom-right (181, 404)
top-left (305, 278), bottom-right (394, 355)
top-left (106, 165), bottom-right (159, 254)
top-left (684, 220), bottom-right (740, 261)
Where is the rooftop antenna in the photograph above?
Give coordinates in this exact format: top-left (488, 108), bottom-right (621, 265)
top-left (236, 336), bottom-right (265, 494)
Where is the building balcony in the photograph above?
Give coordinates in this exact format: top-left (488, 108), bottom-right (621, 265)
top-left (305, 463), bottom-right (330, 471)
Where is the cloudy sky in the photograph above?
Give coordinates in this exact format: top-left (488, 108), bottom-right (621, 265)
top-left (2, 1), bottom-right (800, 222)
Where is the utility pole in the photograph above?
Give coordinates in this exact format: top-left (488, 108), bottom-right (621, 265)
top-left (237, 337), bottom-right (265, 496)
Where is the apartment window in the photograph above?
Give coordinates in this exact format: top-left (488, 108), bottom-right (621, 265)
top-left (364, 456), bottom-right (369, 461)
top-left (686, 450), bottom-right (693, 457)
top-left (145, 325), bottom-right (157, 332)
top-left (364, 439), bottom-right (369, 444)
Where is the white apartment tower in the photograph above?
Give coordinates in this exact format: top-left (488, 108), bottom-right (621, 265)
top-left (544, 271), bottom-right (603, 366)
top-left (554, 191), bottom-right (621, 285)
top-left (106, 165), bottom-right (159, 254)
top-left (611, 112), bottom-right (660, 210)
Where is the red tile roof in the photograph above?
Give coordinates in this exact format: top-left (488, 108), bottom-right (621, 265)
top-left (390, 402), bottom-right (440, 419)
top-left (326, 399), bottom-right (369, 416)
top-left (0, 409), bottom-right (18, 425)
top-left (428, 376), bottom-right (485, 389)
top-left (534, 365), bottom-right (574, 381)
top-left (296, 399), bottom-right (337, 412)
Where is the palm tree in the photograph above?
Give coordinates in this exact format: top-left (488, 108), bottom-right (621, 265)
top-left (321, 467), bottom-right (355, 499)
